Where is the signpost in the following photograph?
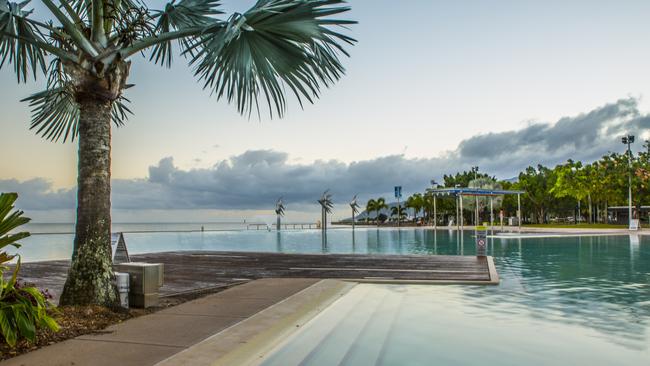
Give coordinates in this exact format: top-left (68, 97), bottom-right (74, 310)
top-left (394, 186), bottom-right (402, 228)
top-left (476, 225), bottom-right (487, 257)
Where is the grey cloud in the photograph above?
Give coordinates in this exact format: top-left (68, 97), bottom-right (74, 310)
top-left (0, 178), bottom-right (75, 210)
top-left (456, 97), bottom-right (650, 172)
top-left (3, 98), bottom-right (649, 211)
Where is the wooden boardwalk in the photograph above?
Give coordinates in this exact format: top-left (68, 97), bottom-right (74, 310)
top-left (15, 251), bottom-right (498, 303)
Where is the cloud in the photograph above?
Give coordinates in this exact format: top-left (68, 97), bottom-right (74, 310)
top-left (455, 97), bottom-right (650, 171)
top-left (3, 98), bottom-right (649, 212)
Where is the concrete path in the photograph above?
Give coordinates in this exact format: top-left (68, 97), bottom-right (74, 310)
top-left (2, 278), bottom-right (320, 366)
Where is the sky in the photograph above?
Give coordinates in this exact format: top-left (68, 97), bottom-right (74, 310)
top-left (2, 0), bottom-right (650, 222)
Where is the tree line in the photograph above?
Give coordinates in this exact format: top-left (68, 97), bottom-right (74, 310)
top-left (363, 143), bottom-right (650, 225)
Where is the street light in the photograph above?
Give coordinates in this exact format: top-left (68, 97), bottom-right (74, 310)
top-left (622, 135), bottom-right (635, 228)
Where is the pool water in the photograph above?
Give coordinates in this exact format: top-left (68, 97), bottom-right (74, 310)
top-left (18, 227), bottom-right (636, 261)
top-left (14, 228), bottom-right (650, 364)
top-left (254, 231), bottom-right (649, 365)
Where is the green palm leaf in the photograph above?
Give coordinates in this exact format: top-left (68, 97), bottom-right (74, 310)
top-left (150, 0), bottom-right (223, 67)
top-left (0, 0), bottom-right (48, 82)
top-left (21, 60), bottom-right (134, 142)
top-left (188, 0), bottom-right (355, 117)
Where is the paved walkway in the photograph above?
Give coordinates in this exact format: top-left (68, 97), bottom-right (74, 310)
top-left (2, 278), bottom-right (320, 366)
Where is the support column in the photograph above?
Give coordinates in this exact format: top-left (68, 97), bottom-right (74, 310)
top-left (433, 195), bottom-right (437, 229)
top-left (460, 194), bottom-right (464, 230)
top-left (490, 196), bottom-right (494, 233)
top-left (517, 193), bottom-right (522, 232)
top-left (456, 195), bottom-right (459, 230)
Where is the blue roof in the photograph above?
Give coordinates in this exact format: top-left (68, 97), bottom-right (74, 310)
top-left (426, 187), bottom-right (525, 196)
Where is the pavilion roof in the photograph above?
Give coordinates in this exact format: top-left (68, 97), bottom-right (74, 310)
top-left (425, 187), bottom-right (525, 197)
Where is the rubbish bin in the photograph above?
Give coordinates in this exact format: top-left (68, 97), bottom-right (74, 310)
top-left (115, 272), bottom-right (130, 308)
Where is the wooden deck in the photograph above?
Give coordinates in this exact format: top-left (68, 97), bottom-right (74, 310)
top-left (14, 251), bottom-right (498, 303)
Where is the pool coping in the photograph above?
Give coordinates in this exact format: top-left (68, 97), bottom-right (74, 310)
top-left (154, 279), bottom-right (356, 366)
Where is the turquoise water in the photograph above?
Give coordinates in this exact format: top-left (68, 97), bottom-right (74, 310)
top-left (256, 231), bottom-right (649, 365)
top-left (14, 227), bottom-right (650, 364)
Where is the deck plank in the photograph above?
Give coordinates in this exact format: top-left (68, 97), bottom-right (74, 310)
top-left (12, 251), bottom-right (495, 303)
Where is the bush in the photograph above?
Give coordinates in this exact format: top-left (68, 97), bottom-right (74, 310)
top-left (0, 193), bottom-right (59, 347)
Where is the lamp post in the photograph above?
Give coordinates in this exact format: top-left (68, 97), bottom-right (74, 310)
top-left (622, 135), bottom-right (635, 227)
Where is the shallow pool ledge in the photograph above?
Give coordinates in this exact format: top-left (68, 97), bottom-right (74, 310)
top-left (348, 255), bottom-right (500, 286)
top-left (155, 279), bottom-right (356, 366)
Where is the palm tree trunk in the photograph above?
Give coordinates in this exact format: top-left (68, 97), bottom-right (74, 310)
top-left (60, 97), bottom-right (118, 307)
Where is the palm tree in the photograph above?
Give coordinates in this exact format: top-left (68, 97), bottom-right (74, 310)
top-left (405, 193), bottom-right (424, 221)
top-left (0, 0), bottom-right (355, 306)
top-left (374, 197), bottom-right (388, 227)
top-left (390, 205), bottom-right (407, 221)
top-left (365, 198), bottom-right (377, 223)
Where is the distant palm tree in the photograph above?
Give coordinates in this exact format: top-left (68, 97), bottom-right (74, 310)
top-left (390, 206), bottom-right (407, 221)
top-left (374, 197), bottom-right (388, 227)
top-left (365, 199), bottom-right (377, 223)
top-left (405, 193), bottom-right (424, 221)
top-left (0, 0), bottom-right (355, 306)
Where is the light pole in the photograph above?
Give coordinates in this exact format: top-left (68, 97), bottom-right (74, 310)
top-left (622, 135), bottom-right (635, 227)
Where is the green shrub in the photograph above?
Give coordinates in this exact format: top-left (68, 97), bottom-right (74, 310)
top-left (0, 193), bottom-right (59, 347)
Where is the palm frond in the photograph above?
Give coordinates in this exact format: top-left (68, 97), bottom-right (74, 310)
top-left (21, 60), bottom-right (133, 143)
top-left (0, 0), bottom-right (48, 82)
top-left (24, 85), bottom-right (79, 142)
top-left (149, 0), bottom-right (222, 67)
top-left (188, 0), bottom-right (355, 118)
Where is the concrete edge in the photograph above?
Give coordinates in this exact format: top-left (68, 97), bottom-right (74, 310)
top-left (486, 256), bottom-right (499, 284)
top-left (154, 279), bottom-right (355, 366)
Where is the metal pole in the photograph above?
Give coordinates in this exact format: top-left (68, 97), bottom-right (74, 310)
top-left (351, 207), bottom-right (355, 231)
top-left (456, 195), bottom-right (459, 230)
top-left (628, 142), bottom-right (633, 228)
top-left (434, 195), bottom-right (437, 229)
top-left (517, 193), bottom-right (522, 232)
top-left (397, 196), bottom-right (401, 228)
top-left (460, 194), bottom-right (464, 229)
top-left (490, 196), bottom-right (494, 233)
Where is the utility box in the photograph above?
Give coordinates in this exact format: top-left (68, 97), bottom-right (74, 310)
top-left (113, 262), bottom-right (164, 308)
